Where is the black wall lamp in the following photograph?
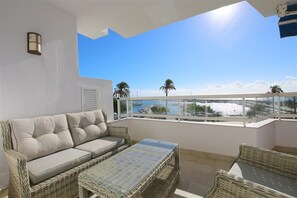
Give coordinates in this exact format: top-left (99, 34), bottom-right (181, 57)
top-left (27, 32), bottom-right (41, 55)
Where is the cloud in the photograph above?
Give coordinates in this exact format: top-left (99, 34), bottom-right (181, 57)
top-left (130, 89), bottom-right (163, 97)
top-left (130, 77), bottom-right (297, 97)
top-left (204, 78), bottom-right (297, 94)
top-left (285, 76), bottom-right (297, 80)
top-left (130, 88), bottom-right (194, 97)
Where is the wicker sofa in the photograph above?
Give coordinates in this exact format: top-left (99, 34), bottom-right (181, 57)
top-left (205, 144), bottom-right (297, 198)
top-left (0, 109), bottom-right (131, 198)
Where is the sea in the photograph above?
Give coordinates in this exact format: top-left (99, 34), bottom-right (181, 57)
top-left (131, 100), bottom-right (250, 116)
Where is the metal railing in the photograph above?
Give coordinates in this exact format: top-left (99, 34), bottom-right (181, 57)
top-left (115, 92), bottom-right (297, 126)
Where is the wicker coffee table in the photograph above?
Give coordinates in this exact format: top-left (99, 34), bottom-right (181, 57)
top-left (78, 139), bottom-right (180, 198)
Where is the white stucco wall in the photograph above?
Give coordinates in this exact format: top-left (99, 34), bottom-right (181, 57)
top-left (275, 120), bottom-right (297, 148)
top-left (0, 1), bottom-right (113, 188)
top-left (0, 1), bottom-right (113, 120)
top-left (111, 119), bottom-right (258, 156)
top-left (256, 119), bottom-right (276, 149)
top-left (111, 118), bottom-right (297, 157)
top-left (79, 77), bottom-right (113, 121)
top-left (0, 1), bottom-right (81, 119)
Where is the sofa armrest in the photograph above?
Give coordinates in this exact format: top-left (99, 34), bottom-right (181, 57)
top-left (234, 144), bottom-right (297, 180)
top-left (1, 120), bottom-right (13, 150)
top-left (204, 169), bottom-right (293, 198)
top-left (108, 125), bottom-right (131, 145)
top-left (4, 149), bottom-right (31, 198)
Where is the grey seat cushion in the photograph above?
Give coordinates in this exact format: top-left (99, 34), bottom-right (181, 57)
top-left (27, 148), bottom-right (91, 184)
top-left (229, 162), bottom-right (297, 197)
top-left (66, 110), bottom-right (109, 146)
top-left (75, 136), bottom-right (125, 158)
top-left (10, 114), bottom-right (74, 161)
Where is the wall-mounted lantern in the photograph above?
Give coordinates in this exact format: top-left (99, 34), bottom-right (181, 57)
top-left (27, 32), bottom-right (41, 55)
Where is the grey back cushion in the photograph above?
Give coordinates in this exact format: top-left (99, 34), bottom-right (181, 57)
top-left (66, 109), bottom-right (109, 146)
top-left (10, 114), bottom-right (74, 161)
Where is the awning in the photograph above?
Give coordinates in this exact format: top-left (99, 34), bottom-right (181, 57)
top-left (279, 3), bottom-right (297, 38)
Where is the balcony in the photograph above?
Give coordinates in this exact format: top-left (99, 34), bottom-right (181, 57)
top-left (110, 92), bottom-right (297, 160)
top-left (0, 93), bottom-right (295, 197)
top-left (1, 1), bottom-right (296, 197)
top-left (108, 92), bottom-right (297, 197)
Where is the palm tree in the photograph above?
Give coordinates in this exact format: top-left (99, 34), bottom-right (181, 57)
top-left (113, 81), bottom-right (130, 98)
top-left (269, 85), bottom-right (284, 93)
top-left (160, 79), bottom-right (176, 96)
top-left (160, 79), bottom-right (176, 116)
top-left (269, 85), bottom-right (283, 114)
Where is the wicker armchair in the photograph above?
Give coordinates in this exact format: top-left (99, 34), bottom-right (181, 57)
top-left (204, 144), bottom-right (297, 198)
top-left (0, 121), bottom-right (131, 198)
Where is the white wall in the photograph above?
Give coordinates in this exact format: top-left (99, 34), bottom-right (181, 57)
top-left (0, 1), bottom-right (80, 119)
top-left (79, 77), bottom-right (113, 121)
top-left (0, 1), bottom-right (113, 120)
top-left (0, 1), bottom-right (113, 188)
top-left (256, 119), bottom-right (276, 149)
top-left (111, 118), bottom-right (297, 157)
top-left (111, 119), bottom-right (259, 156)
top-left (275, 120), bottom-right (297, 148)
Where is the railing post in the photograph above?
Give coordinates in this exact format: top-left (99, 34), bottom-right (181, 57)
top-left (177, 99), bottom-right (180, 122)
top-left (243, 98), bottom-right (246, 127)
top-left (278, 95), bottom-right (281, 120)
top-left (130, 99), bottom-right (134, 118)
top-left (205, 99), bottom-right (207, 122)
top-left (117, 98), bottom-right (121, 120)
top-left (126, 99), bottom-right (129, 119)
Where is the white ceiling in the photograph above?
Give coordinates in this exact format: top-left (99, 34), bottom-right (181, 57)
top-left (46, 0), bottom-right (296, 39)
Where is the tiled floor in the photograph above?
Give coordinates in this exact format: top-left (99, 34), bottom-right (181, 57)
top-left (0, 149), bottom-right (234, 198)
top-left (168, 149), bottom-right (234, 198)
top-left (0, 188), bottom-right (7, 198)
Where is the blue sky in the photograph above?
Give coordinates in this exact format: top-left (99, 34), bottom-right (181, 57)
top-left (78, 1), bottom-right (297, 96)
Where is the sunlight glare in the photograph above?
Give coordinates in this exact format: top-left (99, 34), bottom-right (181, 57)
top-left (210, 4), bottom-right (238, 30)
top-left (213, 5), bottom-right (235, 20)
top-left (174, 189), bottom-right (203, 198)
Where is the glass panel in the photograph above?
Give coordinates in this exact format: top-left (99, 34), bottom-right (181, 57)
top-left (120, 100), bottom-right (127, 118)
top-left (37, 35), bottom-right (41, 43)
top-left (29, 43), bottom-right (37, 51)
top-left (246, 97), bottom-right (273, 119)
top-left (181, 99), bottom-right (207, 117)
top-left (37, 44), bottom-right (41, 52)
top-left (205, 98), bottom-right (244, 117)
top-left (280, 96), bottom-right (297, 116)
top-left (29, 33), bottom-right (37, 42)
top-left (128, 94), bottom-right (297, 122)
top-left (132, 100), bottom-right (179, 116)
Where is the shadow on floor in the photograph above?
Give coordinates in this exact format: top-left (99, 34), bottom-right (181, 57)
top-left (168, 150), bottom-right (234, 198)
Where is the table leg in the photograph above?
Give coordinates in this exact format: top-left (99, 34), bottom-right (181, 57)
top-left (79, 185), bottom-right (89, 198)
top-left (175, 147), bottom-right (180, 168)
top-left (175, 147), bottom-right (180, 181)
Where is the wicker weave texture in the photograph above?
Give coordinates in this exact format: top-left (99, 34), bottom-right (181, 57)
top-left (79, 139), bottom-right (180, 198)
top-left (108, 125), bottom-right (131, 145)
top-left (205, 144), bottom-right (297, 198)
top-left (0, 120), bottom-right (130, 198)
top-left (140, 165), bottom-right (179, 198)
top-left (236, 144), bottom-right (297, 180)
top-left (1, 121), bottom-right (12, 150)
top-left (204, 170), bottom-right (294, 198)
